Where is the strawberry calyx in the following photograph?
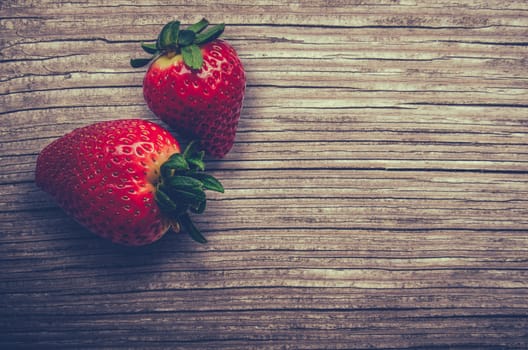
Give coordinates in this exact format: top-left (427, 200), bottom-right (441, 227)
top-left (155, 140), bottom-right (224, 243)
top-left (131, 18), bottom-right (225, 70)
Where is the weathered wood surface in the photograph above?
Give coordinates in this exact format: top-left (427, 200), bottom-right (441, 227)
top-left (1, 1), bottom-right (528, 349)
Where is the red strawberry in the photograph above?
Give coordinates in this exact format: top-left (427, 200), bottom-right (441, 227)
top-left (35, 119), bottom-right (223, 246)
top-left (131, 18), bottom-right (246, 158)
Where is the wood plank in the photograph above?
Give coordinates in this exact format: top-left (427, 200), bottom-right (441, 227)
top-left (1, 0), bottom-right (527, 349)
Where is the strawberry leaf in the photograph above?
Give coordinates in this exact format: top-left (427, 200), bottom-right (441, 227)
top-left (181, 44), bottom-right (203, 70)
top-left (187, 151), bottom-right (205, 171)
top-left (130, 58), bottom-right (152, 68)
top-left (169, 21), bottom-right (180, 46)
top-left (155, 188), bottom-right (186, 216)
top-left (168, 153), bottom-right (190, 167)
top-left (178, 30), bottom-right (196, 46)
top-left (157, 21), bottom-right (172, 49)
top-left (187, 18), bottom-right (209, 33)
top-left (165, 175), bottom-right (204, 190)
top-left (182, 45), bottom-right (203, 69)
top-left (183, 141), bottom-right (205, 170)
top-left (191, 173), bottom-right (224, 193)
top-left (141, 42), bottom-right (158, 54)
top-left (160, 154), bottom-right (189, 178)
top-left (195, 23), bottom-right (225, 45)
top-left (157, 20), bottom-right (180, 50)
top-left (179, 213), bottom-right (207, 243)
top-left (183, 140), bottom-right (200, 158)
top-left (169, 187), bottom-right (206, 208)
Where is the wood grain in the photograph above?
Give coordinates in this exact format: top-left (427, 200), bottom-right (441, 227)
top-left (1, 1), bottom-right (528, 349)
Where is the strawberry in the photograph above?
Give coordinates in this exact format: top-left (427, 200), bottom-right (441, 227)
top-left (131, 18), bottom-right (246, 158)
top-left (35, 119), bottom-right (223, 246)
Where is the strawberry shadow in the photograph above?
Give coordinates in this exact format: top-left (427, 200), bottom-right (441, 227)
top-left (77, 227), bottom-right (209, 268)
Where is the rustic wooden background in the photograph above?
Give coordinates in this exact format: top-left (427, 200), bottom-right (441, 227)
top-left (1, 0), bottom-right (528, 349)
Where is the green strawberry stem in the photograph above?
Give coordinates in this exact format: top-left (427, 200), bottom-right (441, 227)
top-left (155, 141), bottom-right (224, 243)
top-left (131, 18), bottom-right (225, 70)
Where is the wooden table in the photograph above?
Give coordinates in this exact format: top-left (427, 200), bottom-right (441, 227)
top-left (2, 1), bottom-right (528, 349)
